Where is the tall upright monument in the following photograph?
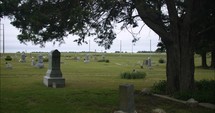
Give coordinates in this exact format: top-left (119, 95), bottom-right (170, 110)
top-left (43, 49), bottom-right (65, 88)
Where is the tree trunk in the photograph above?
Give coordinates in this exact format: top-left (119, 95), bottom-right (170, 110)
top-left (166, 44), bottom-right (180, 93)
top-left (201, 52), bottom-right (208, 68)
top-left (179, 35), bottom-right (195, 92)
top-left (164, 25), bottom-right (195, 93)
top-left (134, 0), bottom-right (195, 94)
top-left (165, 38), bottom-right (194, 93)
top-left (211, 49), bottom-right (215, 68)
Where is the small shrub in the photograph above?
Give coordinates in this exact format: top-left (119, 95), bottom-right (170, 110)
top-left (120, 71), bottom-right (146, 79)
top-left (158, 58), bottom-right (165, 63)
top-left (151, 80), bottom-right (167, 94)
top-left (5, 56), bottom-right (12, 61)
top-left (43, 58), bottom-right (49, 62)
top-left (151, 80), bottom-right (215, 104)
top-left (195, 79), bottom-right (215, 90)
top-left (98, 59), bottom-right (110, 63)
top-left (105, 59), bottom-right (109, 63)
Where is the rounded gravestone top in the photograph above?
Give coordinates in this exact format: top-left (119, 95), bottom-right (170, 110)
top-left (51, 49), bottom-right (60, 53)
top-left (50, 49), bottom-right (60, 57)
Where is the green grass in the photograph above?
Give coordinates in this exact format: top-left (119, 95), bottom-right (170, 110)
top-left (0, 53), bottom-right (214, 113)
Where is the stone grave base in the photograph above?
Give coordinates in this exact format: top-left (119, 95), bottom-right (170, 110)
top-left (114, 110), bottom-right (137, 113)
top-left (43, 76), bottom-right (65, 88)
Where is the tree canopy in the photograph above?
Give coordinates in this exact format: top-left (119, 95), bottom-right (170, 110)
top-left (1, 0), bottom-right (215, 93)
top-left (2, 0), bottom-right (214, 48)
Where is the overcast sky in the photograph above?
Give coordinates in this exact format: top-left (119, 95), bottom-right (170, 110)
top-left (0, 17), bottom-right (160, 53)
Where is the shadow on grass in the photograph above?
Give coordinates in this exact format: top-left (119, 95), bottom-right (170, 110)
top-left (134, 93), bottom-right (215, 113)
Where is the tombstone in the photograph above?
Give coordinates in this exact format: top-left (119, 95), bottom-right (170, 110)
top-left (20, 52), bottom-right (26, 62)
top-left (152, 108), bottom-right (166, 113)
top-left (102, 54), bottom-right (105, 60)
top-left (77, 57), bottom-right (80, 61)
top-left (84, 54), bottom-right (90, 63)
top-left (145, 59), bottom-right (148, 66)
top-left (14, 53), bottom-right (18, 60)
top-left (31, 59), bottom-right (36, 66)
top-left (147, 57), bottom-right (152, 69)
top-left (115, 84), bottom-right (136, 113)
top-left (186, 98), bottom-right (198, 107)
top-left (35, 54), bottom-right (44, 68)
top-left (43, 50), bottom-right (65, 88)
top-left (5, 62), bottom-right (13, 69)
top-left (94, 56), bottom-right (97, 61)
top-left (73, 56), bottom-right (80, 61)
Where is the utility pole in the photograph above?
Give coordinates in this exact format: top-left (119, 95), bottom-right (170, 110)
top-left (150, 39), bottom-right (151, 52)
top-left (131, 42), bottom-right (133, 54)
top-left (0, 19), bottom-right (1, 57)
top-left (3, 24), bottom-right (4, 55)
top-left (120, 40), bottom-right (122, 53)
top-left (89, 40), bottom-right (90, 52)
top-left (0, 19), bottom-right (5, 56)
top-left (150, 39), bottom-right (152, 57)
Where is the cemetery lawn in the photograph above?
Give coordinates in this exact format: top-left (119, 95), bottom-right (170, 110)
top-left (0, 53), bottom-right (214, 113)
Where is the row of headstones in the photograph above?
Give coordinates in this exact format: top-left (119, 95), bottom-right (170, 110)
top-left (5, 52), bottom-right (44, 69)
top-left (19, 52), bottom-right (44, 68)
top-left (141, 57), bottom-right (152, 69)
top-left (74, 54), bottom-right (106, 63)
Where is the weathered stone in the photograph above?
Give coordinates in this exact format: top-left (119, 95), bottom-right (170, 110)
top-left (84, 54), bottom-right (90, 63)
top-left (141, 88), bottom-right (151, 95)
top-left (152, 108), bottom-right (166, 113)
top-left (118, 84), bottom-right (136, 113)
top-left (35, 54), bottom-right (44, 68)
top-left (43, 50), bottom-right (65, 88)
top-left (186, 98), bottom-right (198, 107)
top-left (5, 62), bottom-right (13, 69)
top-left (31, 59), bottom-right (36, 66)
top-left (114, 110), bottom-right (137, 113)
top-left (20, 52), bottom-right (26, 62)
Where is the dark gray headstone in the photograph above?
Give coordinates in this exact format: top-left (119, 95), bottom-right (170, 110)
top-left (43, 50), bottom-right (65, 88)
top-left (118, 84), bottom-right (136, 113)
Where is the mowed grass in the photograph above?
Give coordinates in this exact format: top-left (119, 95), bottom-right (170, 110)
top-left (0, 53), bottom-right (214, 113)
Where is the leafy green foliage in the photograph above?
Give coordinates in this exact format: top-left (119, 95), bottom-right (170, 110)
top-left (158, 58), bottom-right (165, 63)
top-left (97, 59), bottom-right (109, 63)
top-left (5, 55), bottom-right (12, 61)
top-left (1, 0), bottom-right (139, 49)
top-left (151, 80), bottom-right (167, 94)
top-left (35, 57), bottom-right (48, 62)
top-left (43, 57), bottom-right (49, 62)
top-left (151, 80), bottom-right (215, 104)
top-left (120, 70), bottom-right (146, 79)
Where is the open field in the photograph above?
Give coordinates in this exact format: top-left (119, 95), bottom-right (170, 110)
top-left (0, 53), bottom-right (214, 113)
